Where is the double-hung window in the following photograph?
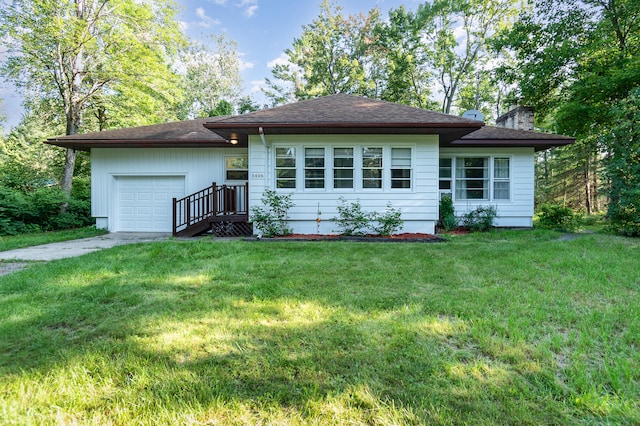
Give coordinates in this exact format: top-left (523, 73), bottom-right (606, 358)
top-left (362, 147), bottom-right (383, 189)
top-left (305, 148), bottom-right (325, 189)
top-left (439, 158), bottom-right (452, 191)
top-left (225, 156), bottom-right (248, 181)
top-left (493, 158), bottom-right (510, 199)
top-left (455, 157), bottom-right (489, 200)
top-left (275, 147), bottom-right (296, 189)
top-left (391, 148), bottom-right (411, 189)
top-left (333, 148), bottom-right (354, 189)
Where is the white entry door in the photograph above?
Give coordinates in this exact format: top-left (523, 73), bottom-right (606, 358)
top-left (115, 176), bottom-right (185, 232)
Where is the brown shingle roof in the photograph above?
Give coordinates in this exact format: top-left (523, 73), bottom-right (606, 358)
top-left (448, 125), bottom-right (574, 151)
top-left (45, 95), bottom-right (574, 151)
top-left (46, 117), bottom-right (231, 151)
top-left (204, 93), bottom-right (484, 143)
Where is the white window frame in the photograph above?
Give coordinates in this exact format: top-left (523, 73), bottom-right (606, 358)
top-left (390, 147), bottom-right (412, 189)
top-left (439, 157), bottom-right (453, 197)
top-left (224, 155), bottom-right (249, 182)
top-left (333, 147), bottom-right (354, 190)
top-left (304, 147), bottom-right (326, 190)
top-left (272, 144), bottom-right (415, 192)
top-left (275, 147), bottom-right (297, 189)
top-left (493, 157), bottom-right (511, 200)
top-left (445, 156), bottom-right (512, 202)
top-left (362, 146), bottom-right (384, 190)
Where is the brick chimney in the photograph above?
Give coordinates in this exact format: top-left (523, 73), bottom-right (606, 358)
top-left (495, 106), bottom-right (534, 131)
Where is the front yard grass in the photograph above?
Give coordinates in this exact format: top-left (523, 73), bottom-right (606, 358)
top-left (1, 230), bottom-right (638, 424)
top-left (0, 227), bottom-right (108, 253)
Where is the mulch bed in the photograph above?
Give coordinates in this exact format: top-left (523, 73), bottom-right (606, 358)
top-left (245, 233), bottom-right (447, 243)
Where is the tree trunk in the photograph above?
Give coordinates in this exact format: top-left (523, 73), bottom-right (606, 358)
top-left (584, 156), bottom-right (592, 215)
top-left (61, 148), bottom-right (77, 197)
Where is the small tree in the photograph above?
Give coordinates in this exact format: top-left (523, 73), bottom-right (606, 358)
top-left (250, 189), bottom-right (294, 237)
top-left (439, 195), bottom-right (457, 231)
top-left (333, 197), bottom-right (371, 236)
top-left (371, 203), bottom-right (404, 236)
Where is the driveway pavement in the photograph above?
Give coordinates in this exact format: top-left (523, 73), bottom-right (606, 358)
top-left (0, 233), bottom-right (171, 262)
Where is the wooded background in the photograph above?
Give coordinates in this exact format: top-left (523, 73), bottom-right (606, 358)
top-left (1, 0), bottom-right (638, 235)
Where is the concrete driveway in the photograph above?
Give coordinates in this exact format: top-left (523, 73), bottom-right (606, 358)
top-left (0, 233), bottom-right (171, 262)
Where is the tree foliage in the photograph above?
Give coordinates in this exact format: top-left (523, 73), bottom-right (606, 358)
top-left (177, 35), bottom-right (242, 119)
top-left (264, 0), bottom-right (382, 104)
top-left (497, 0), bottom-right (639, 224)
top-left (0, 0), bottom-right (187, 196)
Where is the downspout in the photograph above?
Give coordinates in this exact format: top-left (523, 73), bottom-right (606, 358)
top-left (259, 127), bottom-right (268, 146)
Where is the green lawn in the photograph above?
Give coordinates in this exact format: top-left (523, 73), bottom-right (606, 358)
top-left (1, 230), bottom-right (638, 425)
top-left (0, 227), bottom-right (108, 253)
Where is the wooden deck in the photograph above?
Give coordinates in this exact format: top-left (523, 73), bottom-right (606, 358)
top-left (173, 183), bottom-right (252, 237)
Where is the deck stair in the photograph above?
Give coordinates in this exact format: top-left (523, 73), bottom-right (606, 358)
top-left (173, 183), bottom-right (251, 237)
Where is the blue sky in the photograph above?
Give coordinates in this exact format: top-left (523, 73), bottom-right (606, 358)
top-left (0, 0), bottom-right (420, 129)
top-left (178, 0), bottom-right (420, 103)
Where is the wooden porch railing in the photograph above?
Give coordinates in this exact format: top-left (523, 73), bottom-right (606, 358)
top-left (173, 182), bottom-right (248, 236)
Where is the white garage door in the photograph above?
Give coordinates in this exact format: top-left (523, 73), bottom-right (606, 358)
top-left (116, 176), bottom-right (185, 232)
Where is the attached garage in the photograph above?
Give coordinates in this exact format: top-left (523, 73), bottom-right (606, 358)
top-left (115, 176), bottom-right (185, 232)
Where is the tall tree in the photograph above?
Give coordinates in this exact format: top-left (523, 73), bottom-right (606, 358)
top-left (0, 0), bottom-right (186, 197)
top-left (423, 0), bottom-right (519, 114)
top-left (177, 35), bottom-right (242, 119)
top-left (264, 0), bottom-right (381, 103)
top-left (496, 0), bottom-right (639, 215)
top-left (373, 5), bottom-right (437, 109)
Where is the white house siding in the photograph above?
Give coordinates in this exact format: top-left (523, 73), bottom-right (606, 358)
top-left (91, 148), bottom-right (248, 231)
top-left (248, 134), bottom-right (439, 235)
top-left (439, 147), bottom-right (535, 227)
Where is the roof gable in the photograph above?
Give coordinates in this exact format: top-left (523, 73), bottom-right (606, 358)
top-left (203, 94), bottom-right (484, 143)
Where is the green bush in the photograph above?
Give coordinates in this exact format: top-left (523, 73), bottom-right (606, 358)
top-left (333, 198), bottom-right (404, 236)
top-left (537, 203), bottom-right (582, 232)
top-left (333, 197), bottom-right (371, 236)
top-left (250, 189), bottom-right (294, 237)
top-left (370, 203), bottom-right (404, 236)
top-left (461, 205), bottom-right (497, 232)
top-left (439, 195), bottom-right (457, 231)
top-left (0, 183), bottom-right (92, 236)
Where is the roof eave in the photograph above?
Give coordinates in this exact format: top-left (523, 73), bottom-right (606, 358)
top-left (446, 139), bottom-right (574, 152)
top-left (45, 138), bottom-right (239, 151)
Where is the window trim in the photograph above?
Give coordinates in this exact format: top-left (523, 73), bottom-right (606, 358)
top-left (442, 156), bottom-right (513, 202)
top-left (275, 147), bottom-right (297, 189)
top-left (224, 155), bottom-right (249, 182)
top-left (390, 147), bottom-right (412, 190)
top-left (304, 147), bottom-right (326, 190)
top-left (333, 147), bottom-right (355, 190)
top-left (272, 144), bottom-right (414, 192)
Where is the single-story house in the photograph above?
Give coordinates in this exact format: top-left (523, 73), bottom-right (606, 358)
top-left (46, 94), bottom-right (573, 236)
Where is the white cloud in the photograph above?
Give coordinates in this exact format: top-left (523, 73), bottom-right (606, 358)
top-left (267, 52), bottom-right (290, 69)
top-left (250, 80), bottom-right (266, 93)
top-left (239, 59), bottom-right (255, 71)
top-left (196, 7), bottom-right (221, 28)
top-left (236, 0), bottom-right (258, 17)
top-left (244, 5), bottom-right (258, 17)
top-left (209, 0), bottom-right (227, 5)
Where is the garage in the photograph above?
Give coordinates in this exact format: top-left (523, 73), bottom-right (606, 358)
top-left (115, 176), bottom-right (185, 232)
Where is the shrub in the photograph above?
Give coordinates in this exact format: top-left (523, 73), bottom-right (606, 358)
top-left (439, 195), bottom-right (457, 231)
top-left (250, 189), bottom-right (294, 237)
top-left (537, 203), bottom-right (582, 232)
top-left (333, 198), bottom-right (404, 236)
top-left (370, 203), bottom-right (404, 236)
top-left (461, 205), bottom-right (497, 232)
top-left (333, 197), bottom-right (371, 236)
top-left (0, 183), bottom-right (93, 236)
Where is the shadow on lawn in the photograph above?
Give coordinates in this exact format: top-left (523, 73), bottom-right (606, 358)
top-left (0, 240), bottom-right (600, 423)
